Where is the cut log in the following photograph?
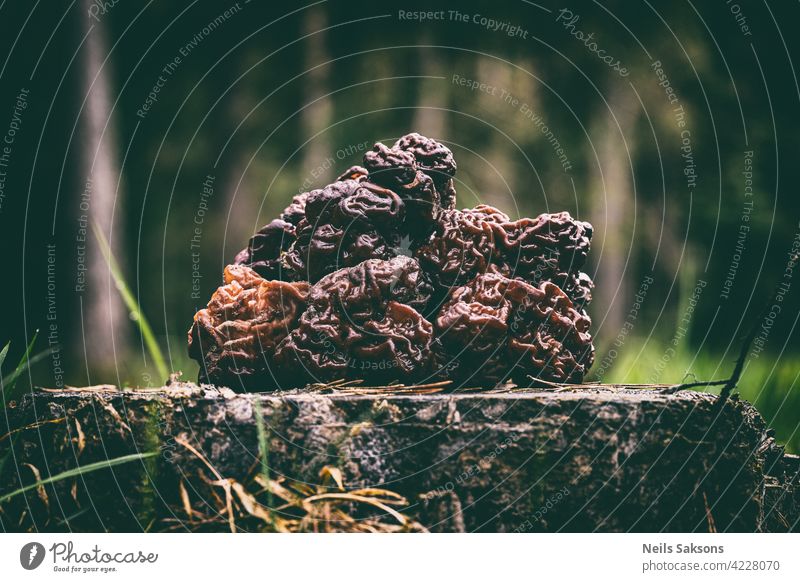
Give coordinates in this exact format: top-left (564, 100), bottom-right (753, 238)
top-left (1, 383), bottom-right (798, 532)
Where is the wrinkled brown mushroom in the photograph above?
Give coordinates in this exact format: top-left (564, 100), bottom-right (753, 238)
top-left (188, 264), bottom-right (309, 390)
top-left (416, 206), bottom-right (594, 306)
top-left (195, 133), bottom-right (596, 390)
top-left (274, 256), bottom-right (436, 385)
top-left (281, 179), bottom-right (405, 282)
top-left (436, 271), bottom-right (594, 385)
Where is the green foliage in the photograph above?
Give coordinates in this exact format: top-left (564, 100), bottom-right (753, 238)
top-left (0, 452), bottom-right (157, 505)
top-left (0, 334), bottom-right (50, 478)
top-left (604, 340), bottom-right (800, 453)
top-left (92, 223), bottom-right (169, 382)
top-left (252, 399), bottom-right (275, 528)
top-left (1, 332), bottom-right (47, 404)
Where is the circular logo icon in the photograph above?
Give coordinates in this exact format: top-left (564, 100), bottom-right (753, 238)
top-left (20, 542), bottom-right (46, 570)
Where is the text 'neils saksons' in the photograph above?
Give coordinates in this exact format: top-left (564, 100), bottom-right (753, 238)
top-left (643, 543), bottom-right (724, 554)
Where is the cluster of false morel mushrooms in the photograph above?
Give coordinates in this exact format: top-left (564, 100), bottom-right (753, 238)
top-left (188, 134), bottom-right (595, 391)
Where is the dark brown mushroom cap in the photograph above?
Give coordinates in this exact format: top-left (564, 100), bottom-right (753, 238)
top-left (281, 180), bottom-right (406, 282)
top-left (393, 132), bottom-right (457, 209)
top-left (274, 257), bottom-right (436, 386)
top-left (435, 271), bottom-right (594, 385)
top-left (188, 264), bottom-right (309, 390)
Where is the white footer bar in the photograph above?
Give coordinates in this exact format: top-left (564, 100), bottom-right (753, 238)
top-left (1, 533), bottom-right (797, 581)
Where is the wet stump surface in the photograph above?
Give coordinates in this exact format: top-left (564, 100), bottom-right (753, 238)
top-left (1, 383), bottom-right (798, 532)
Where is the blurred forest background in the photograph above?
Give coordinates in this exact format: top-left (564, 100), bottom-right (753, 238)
top-left (1, 1), bottom-right (798, 449)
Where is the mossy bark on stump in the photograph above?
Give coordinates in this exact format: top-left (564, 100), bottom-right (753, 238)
top-left (1, 383), bottom-right (798, 532)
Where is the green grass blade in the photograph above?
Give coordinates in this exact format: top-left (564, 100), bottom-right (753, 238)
top-left (0, 436), bottom-right (16, 481)
top-left (0, 342), bottom-right (9, 370)
top-left (0, 452), bottom-right (157, 505)
top-left (1, 331), bottom-right (40, 401)
top-left (1, 350), bottom-right (51, 392)
top-left (253, 399), bottom-right (274, 522)
top-left (92, 222), bottom-right (169, 382)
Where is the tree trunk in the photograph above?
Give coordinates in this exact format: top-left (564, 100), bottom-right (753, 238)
top-left (300, 5), bottom-right (332, 183)
top-left (589, 82), bottom-right (640, 338)
top-left (412, 42), bottom-right (446, 142)
top-left (79, 0), bottom-right (131, 372)
top-left (2, 383), bottom-right (797, 532)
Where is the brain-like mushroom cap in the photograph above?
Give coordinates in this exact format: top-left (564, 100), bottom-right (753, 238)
top-left (335, 165), bottom-right (368, 182)
top-left (392, 133), bottom-right (457, 209)
top-left (363, 142), bottom-right (442, 236)
top-left (274, 256), bottom-right (436, 386)
top-left (200, 134), bottom-right (596, 392)
top-left (231, 190), bottom-right (313, 278)
top-left (188, 264), bottom-right (309, 390)
top-left (233, 219), bottom-right (296, 279)
top-left (282, 179), bottom-right (406, 282)
top-left (415, 206), bottom-right (594, 307)
top-left (435, 271), bottom-right (593, 385)
top-left (413, 206), bottom-right (509, 291)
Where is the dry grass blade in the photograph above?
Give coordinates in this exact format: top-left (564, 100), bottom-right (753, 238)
top-left (172, 426), bottom-right (426, 532)
top-left (319, 466), bottom-right (345, 491)
top-left (99, 400), bottom-right (132, 435)
top-left (303, 492), bottom-right (409, 526)
top-left (231, 482), bottom-right (290, 532)
top-left (73, 418), bottom-right (86, 456)
top-left (22, 463), bottom-right (49, 511)
top-left (171, 460), bottom-right (426, 532)
top-left (307, 378), bottom-right (364, 391)
top-left (0, 418), bottom-right (66, 444)
top-left (703, 491), bottom-right (717, 533)
top-left (525, 376), bottom-right (574, 390)
top-left (178, 480), bottom-right (194, 523)
top-left (346, 488), bottom-right (408, 504)
top-left (51, 384), bottom-right (119, 392)
top-left (175, 436), bottom-right (223, 480)
top-left (308, 379), bottom-right (452, 396)
top-left (214, 478), bottom-right (236, 533)
top-left (253, 474), bottom-right (304, 507)
top-left (175, 436), bottom-right (237, 532)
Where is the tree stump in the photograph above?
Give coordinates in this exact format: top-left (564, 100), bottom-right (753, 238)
top-left (1, 383), bottom-right (798, 532)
